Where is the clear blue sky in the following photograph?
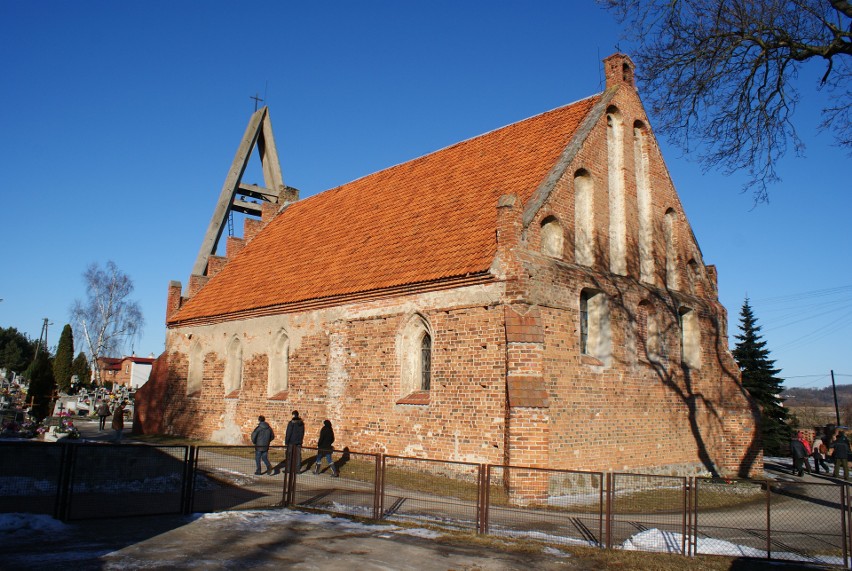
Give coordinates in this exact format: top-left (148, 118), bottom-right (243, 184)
top-left (1, 1), bottom-right (849, 390)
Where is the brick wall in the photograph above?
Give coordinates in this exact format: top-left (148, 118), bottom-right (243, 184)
top-left (152, 288), bottom-right (509, 464)
top-left (514, 68), bottom-right (760, 477)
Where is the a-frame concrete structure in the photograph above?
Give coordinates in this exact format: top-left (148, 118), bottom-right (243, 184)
top-left (191, 106), bottom-right (293, 277)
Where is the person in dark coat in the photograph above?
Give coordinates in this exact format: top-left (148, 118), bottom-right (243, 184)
top-left (830, 431), bottom-right (850, 480)
top-left (251, 415), bottom-right (274, 475)
top-left (96, 400), bottom-right (111, 431)
top-left (790, 435), bottom-right (808, 477)
top-left (284, 410), bottom-right (305, 473)
top-left (314, 420), bottom-right (338, 476)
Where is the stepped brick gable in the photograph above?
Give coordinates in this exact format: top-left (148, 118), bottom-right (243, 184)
top-left (136, 54), bottom-right (761, 484)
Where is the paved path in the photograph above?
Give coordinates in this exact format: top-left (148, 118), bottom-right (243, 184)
top-left (74, 416), bottom-right (133, 442)
top-left (0, 510), bottom-right (581, 570)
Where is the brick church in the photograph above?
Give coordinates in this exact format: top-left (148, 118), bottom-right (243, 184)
top-left (136, 54), bottom-right (761, 478)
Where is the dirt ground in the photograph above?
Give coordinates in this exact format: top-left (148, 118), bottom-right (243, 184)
top-left (0, 509), bottom-right (581, 570)
top-left (0, 508), bottom-right (839, 571)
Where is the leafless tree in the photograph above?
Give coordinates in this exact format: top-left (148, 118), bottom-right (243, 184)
top-left (603, 0), bottom-right (851, 202)
top-left (70, 261), bottom-right (144, 385)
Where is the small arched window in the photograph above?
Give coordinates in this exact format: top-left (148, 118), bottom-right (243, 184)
top-left (622, 62), bottom-right (634, 85)
top-left (580, 288), bottom-right (611, 364)
top-left (398, 314), bottom-right (433, 401)
top-left (224, 336), bottom-right (243, 397)
top-left (687, 259), bottom-right (703, 296)
top-left (540, 216), bottom-right (564, 258)
top-left (420, 333), bottom-right (432, 391)
top-left (187, 341), bottom-right (203, 395)
top-left (268, 330), bottom-right (290, 397)
top-left (679, 307), bottom-right (701, 369)
top-left (665, 209), bottom-right (679, 290)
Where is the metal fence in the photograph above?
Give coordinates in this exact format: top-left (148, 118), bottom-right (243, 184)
top-left (62, 444), bottom-right (189, 520)
top-left (692, 477), bottom-right (849, 567)
top-left (290, 446), bottom-right (380, 519)
top-left (0, 442), bottom-right (65, 516)
top-left (0, 442), bottom-right (190, 521)
top-left (608, 472), bottom-right (688, 554)
top-left (2, 441), bottom-right (850, 568)
top-left (380, 455), bottom-right (482, 531)
top-left (484, 465), bottom-right (605, 546)
top-left (191, 445), bottom-right (287, 513)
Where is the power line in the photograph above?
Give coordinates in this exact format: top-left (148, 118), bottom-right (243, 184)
top-left (753, 284), bottom-right (852, 304)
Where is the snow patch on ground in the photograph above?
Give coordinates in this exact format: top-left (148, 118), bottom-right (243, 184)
top-left (622, 528), bottom-right (845, 566)
top-left (0, 512), bottom-right (69, 535)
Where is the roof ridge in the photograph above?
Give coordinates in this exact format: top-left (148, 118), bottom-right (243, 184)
top-left (300, 93), bottom-right (605, 201)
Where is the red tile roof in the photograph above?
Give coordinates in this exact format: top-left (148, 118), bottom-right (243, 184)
top-left (170, 95), bottom-right (601, 324)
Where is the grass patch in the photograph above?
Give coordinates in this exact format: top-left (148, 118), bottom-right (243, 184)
top-left (128, 436), bottom-right (765, 514)
top-left (358, 520), bottom-right (735, 570)
top-left (128, 433), bottom-right (221, 447)
top-left (561, 545), bottom-right (734, 570)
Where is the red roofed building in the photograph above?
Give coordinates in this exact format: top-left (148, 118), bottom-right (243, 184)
top-left (96, 355), bottom-right (156, 389)
top-left (136, 55), bottom-right (760, 482)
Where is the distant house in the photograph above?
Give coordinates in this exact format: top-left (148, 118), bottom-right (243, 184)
top-left (96, 355), bottom-right (156, 389)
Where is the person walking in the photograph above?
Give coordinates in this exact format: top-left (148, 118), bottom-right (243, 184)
top-left (830, 431), bottom-right (850, 480)
top-left (797, 432), bottom-right (812, 474)
top-left (314, 420), bottom-right (338, 477)
top-left (812, 435), bottom-right (830, 474)
top-left (111, 401), bottom-right (126, 442)
top-left (285, 410), bottom-right (305, 474)
top-left (251, 415), bottom-right (274, 475)
top-left (790, 433), bottom-right (808, 477)
top-left (96, 400), bottom-right (111, 431)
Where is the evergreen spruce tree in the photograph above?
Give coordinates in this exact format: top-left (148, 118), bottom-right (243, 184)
top-left (732, 297), bottom-right (790, 455)
top-left (71, 352), bottom-right (91, 388)
top-left (53, 324), bottom-right (74, 394)
top-left (26, 351), bottom-right (56, 421)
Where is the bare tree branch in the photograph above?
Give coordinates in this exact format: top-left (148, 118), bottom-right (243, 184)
top-left (602, 0), bottom-right (851, 202)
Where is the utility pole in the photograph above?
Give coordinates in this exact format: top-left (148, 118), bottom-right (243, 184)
top-left (831, 370), bottom-right (841, 426)
top-left (34, 318), bottom-right (52, 360)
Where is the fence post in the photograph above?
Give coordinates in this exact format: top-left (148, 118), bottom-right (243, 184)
top-left (181, 446), bottom-right (196, 515)
top-left (766, 479), bottom-right (772, 560)
top-left (377, 454), bottom-right (386, 520)
top-left (372, 453), bottom-right (382, 520)
top-left (843, 483), bottom-right (849, 569)
top-left (597, 471), bottom-right (604, 549)
top-left (284, 448), bottom-right (291, 506)
top-left (285, 447), bottom-right (298, 506)
top-left (605, 472), bottom-right (612, 550)
top-left (683, 477), bottom-right (690, 557)
top-left (690, 478), bottom-right (697, 558)
top-left (53, 443), bottom-right (74, 522)
top-left (478, 464), bottom-right (490, 535)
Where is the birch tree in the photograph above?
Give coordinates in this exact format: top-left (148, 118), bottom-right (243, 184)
top-left (70, 261), bottom-right (144, 385)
